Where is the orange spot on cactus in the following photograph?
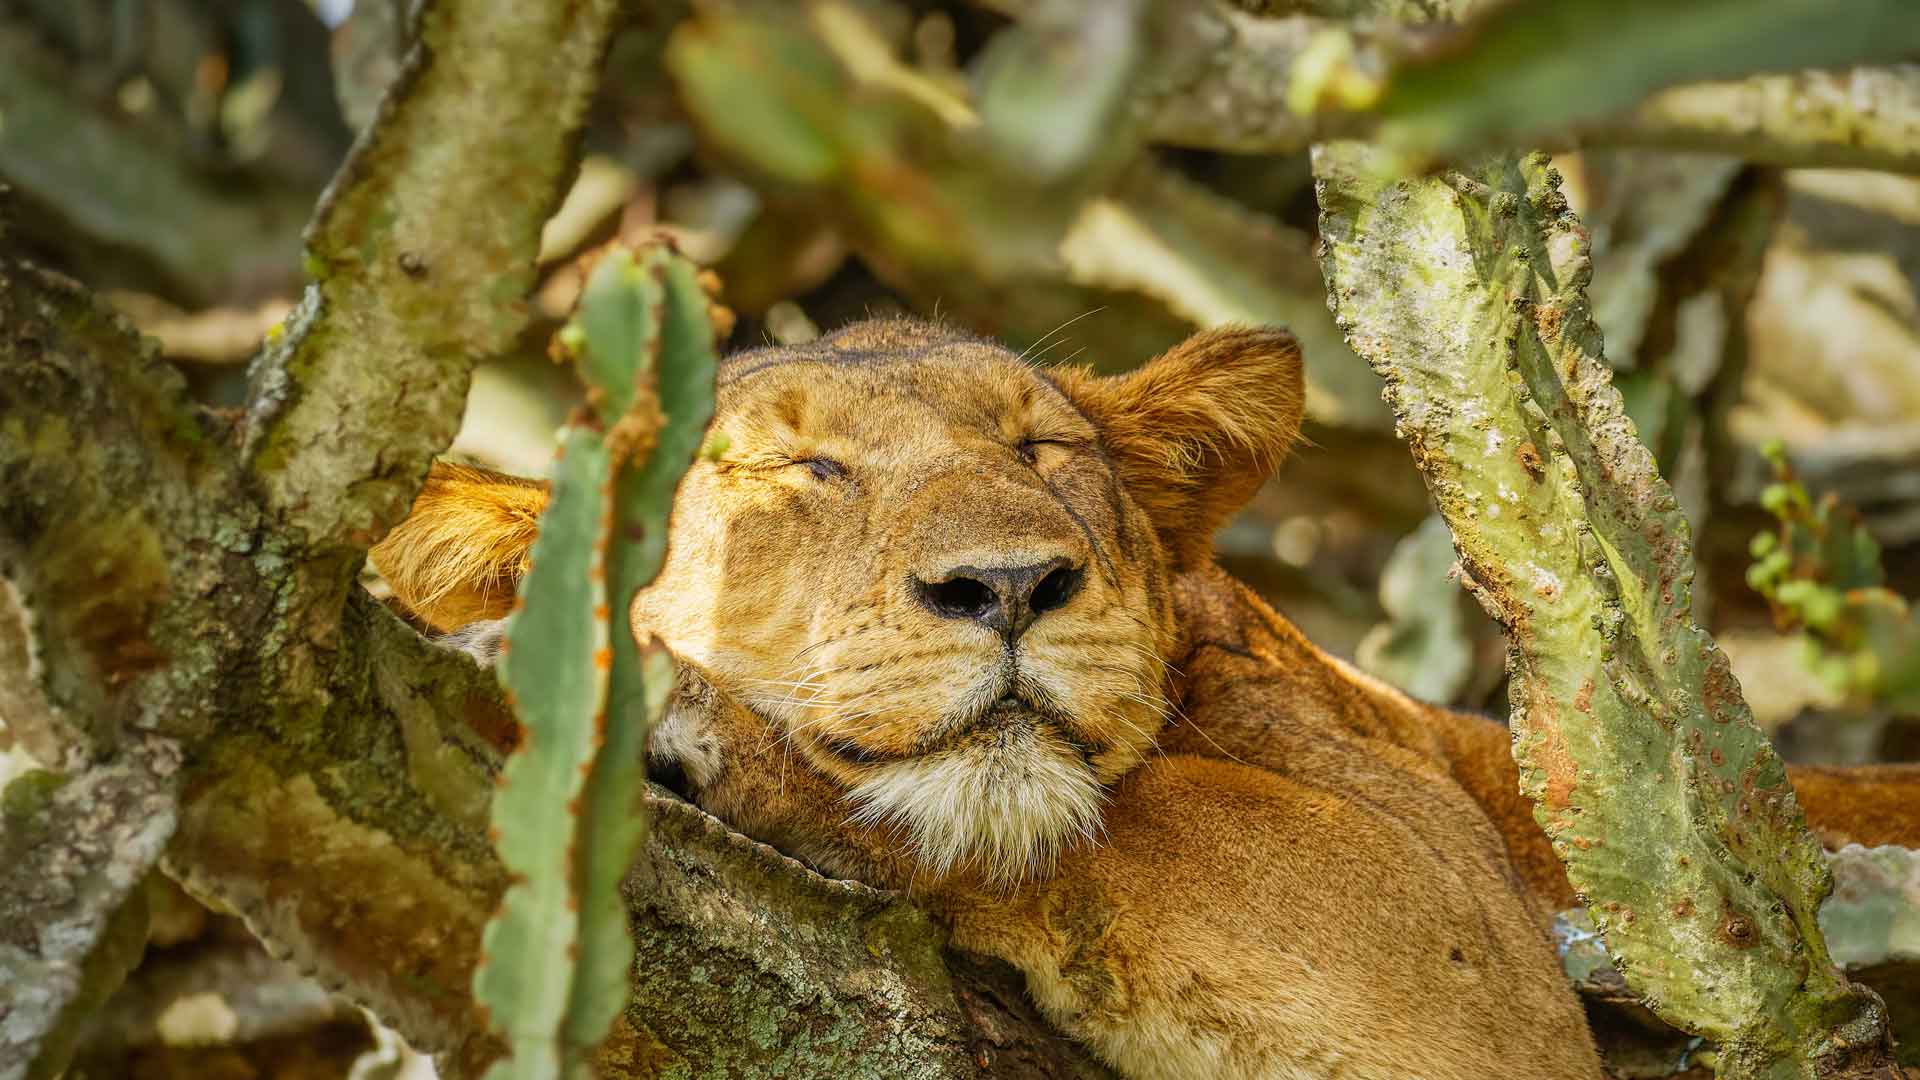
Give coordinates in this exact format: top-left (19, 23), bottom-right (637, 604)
top-left (594, 648), bottom-right (613, 670)
top-left (1537, 724), bottom-right (1578, 812)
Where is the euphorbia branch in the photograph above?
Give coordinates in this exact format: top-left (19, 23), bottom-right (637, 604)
top-left (1315, 142), bottom-right (1900, 1078)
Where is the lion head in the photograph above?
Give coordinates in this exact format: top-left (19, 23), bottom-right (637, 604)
top-left (373, 319), bottom-right (1303, 885)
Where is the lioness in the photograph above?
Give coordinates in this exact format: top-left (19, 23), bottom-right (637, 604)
top-left (375, 320), bottom-right (1918, 1080)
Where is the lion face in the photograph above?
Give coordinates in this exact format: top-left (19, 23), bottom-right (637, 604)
top-left (373, 318), bottom-right (1303, 886)
top-left (637, 321), bottom-right (1302, 884)
top-left (636, 324), bottom-right (1176, 882)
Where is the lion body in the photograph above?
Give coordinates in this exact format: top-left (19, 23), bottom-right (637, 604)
top-left (373, 319), bottom-right (1917, 1080)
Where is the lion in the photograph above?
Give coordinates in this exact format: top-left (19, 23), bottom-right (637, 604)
top-left (372, 319), bottom-right (1919, 1080)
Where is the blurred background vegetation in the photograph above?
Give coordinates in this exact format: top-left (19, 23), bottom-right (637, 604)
top-left (5, 0), bottom-right (1917, 1074)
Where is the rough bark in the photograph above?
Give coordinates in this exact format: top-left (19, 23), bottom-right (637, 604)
top-left (0, 255), bottom-right (206, 1080)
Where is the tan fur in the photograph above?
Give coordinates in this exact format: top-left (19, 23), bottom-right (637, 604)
top-left (372, 318), bottom-right (1918, 1080)
top-left (371, 462), bottom-right (546, 630)
top-left (1050, 327), bottom-right (1305, 567)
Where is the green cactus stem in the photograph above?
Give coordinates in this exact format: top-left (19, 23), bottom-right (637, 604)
top-left (474, 246), bottom-right (718, 1079)
top-left (1314, 143), bottom-right (1898, 1078)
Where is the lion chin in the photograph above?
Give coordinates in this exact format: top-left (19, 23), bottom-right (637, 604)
top-left (840, 699), bottom-right (1108, 888)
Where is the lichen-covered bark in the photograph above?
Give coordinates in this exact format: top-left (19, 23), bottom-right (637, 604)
top-left (241, 0), bottom-right (622, 571)
top-left (0, 255), bottom-right (218, 1080)
top-left (1314, 143), bottom-right (1899, 1078)
top-left (0, 0), bottom-right (613, 1071)
top-left (0, 736), bottom-right (175, 1080)
top-left (623, 793), bottom-right (1114, 1080)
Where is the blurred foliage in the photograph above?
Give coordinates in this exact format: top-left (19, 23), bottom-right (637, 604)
top-left (1354, 515), bottom-right (1479, 703)
top-left (1342, 0), bottom-right (1920, 169)
top-left (1750, 443), bottom-right (1920, 713)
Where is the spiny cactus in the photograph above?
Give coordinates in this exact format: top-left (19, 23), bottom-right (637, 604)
top-left (1315, 144), bottom-right (1897, 1078)
top-left (475, 245), bottom-right (719, 1080)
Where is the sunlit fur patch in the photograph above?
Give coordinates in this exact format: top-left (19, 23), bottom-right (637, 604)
top-left (843, 714), bottom-right (1107, 888)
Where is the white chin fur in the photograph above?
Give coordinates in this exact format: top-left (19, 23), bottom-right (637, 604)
top-left (844, 728), bottom-right (1105, 886)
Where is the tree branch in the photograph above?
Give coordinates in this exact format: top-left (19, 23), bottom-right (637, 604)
top-left (1578, 67), bottom-right (1920, 175)
top-left (0, 259), bottom-right (204, 1079)
top-left (1132, 2), bottom-right (1920, 174)
top-left (0, 0), bottom-right (1121, 1069)
top-left (240, 0), bottom-right (623, 562)
top-left (0, 730), bottom-right (177, 1080)
top-left (163, 591), bottom-right (1113, 1078)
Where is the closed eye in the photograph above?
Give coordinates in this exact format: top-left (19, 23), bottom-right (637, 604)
top-left (723, 451), bottom-right (848, 481)
top-left (795, 456), bottom-right (847, 481)
top-left (1016, 436), bottom-right (1076, 465)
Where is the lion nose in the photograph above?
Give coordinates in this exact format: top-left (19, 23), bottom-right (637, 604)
top-left (912, 558), bottom-right (1085, 641)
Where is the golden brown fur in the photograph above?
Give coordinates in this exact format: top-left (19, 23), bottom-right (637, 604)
top-left (372, 463), bottom-right (546, 631)
top-left (372, 319), bottom-right (1918, 1080)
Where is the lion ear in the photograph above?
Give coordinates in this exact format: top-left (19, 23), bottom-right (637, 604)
top-left (1054, 327), bottom-right (1305, 567)
top-left (369, 462), bottom-right (551, 631)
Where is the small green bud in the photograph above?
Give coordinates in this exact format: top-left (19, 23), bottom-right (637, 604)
top-left (1759, 484), bottom-right (1792, 517)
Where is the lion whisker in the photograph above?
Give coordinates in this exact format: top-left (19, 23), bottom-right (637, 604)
top-left (1016, 307), bottom-right (1104, 364)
